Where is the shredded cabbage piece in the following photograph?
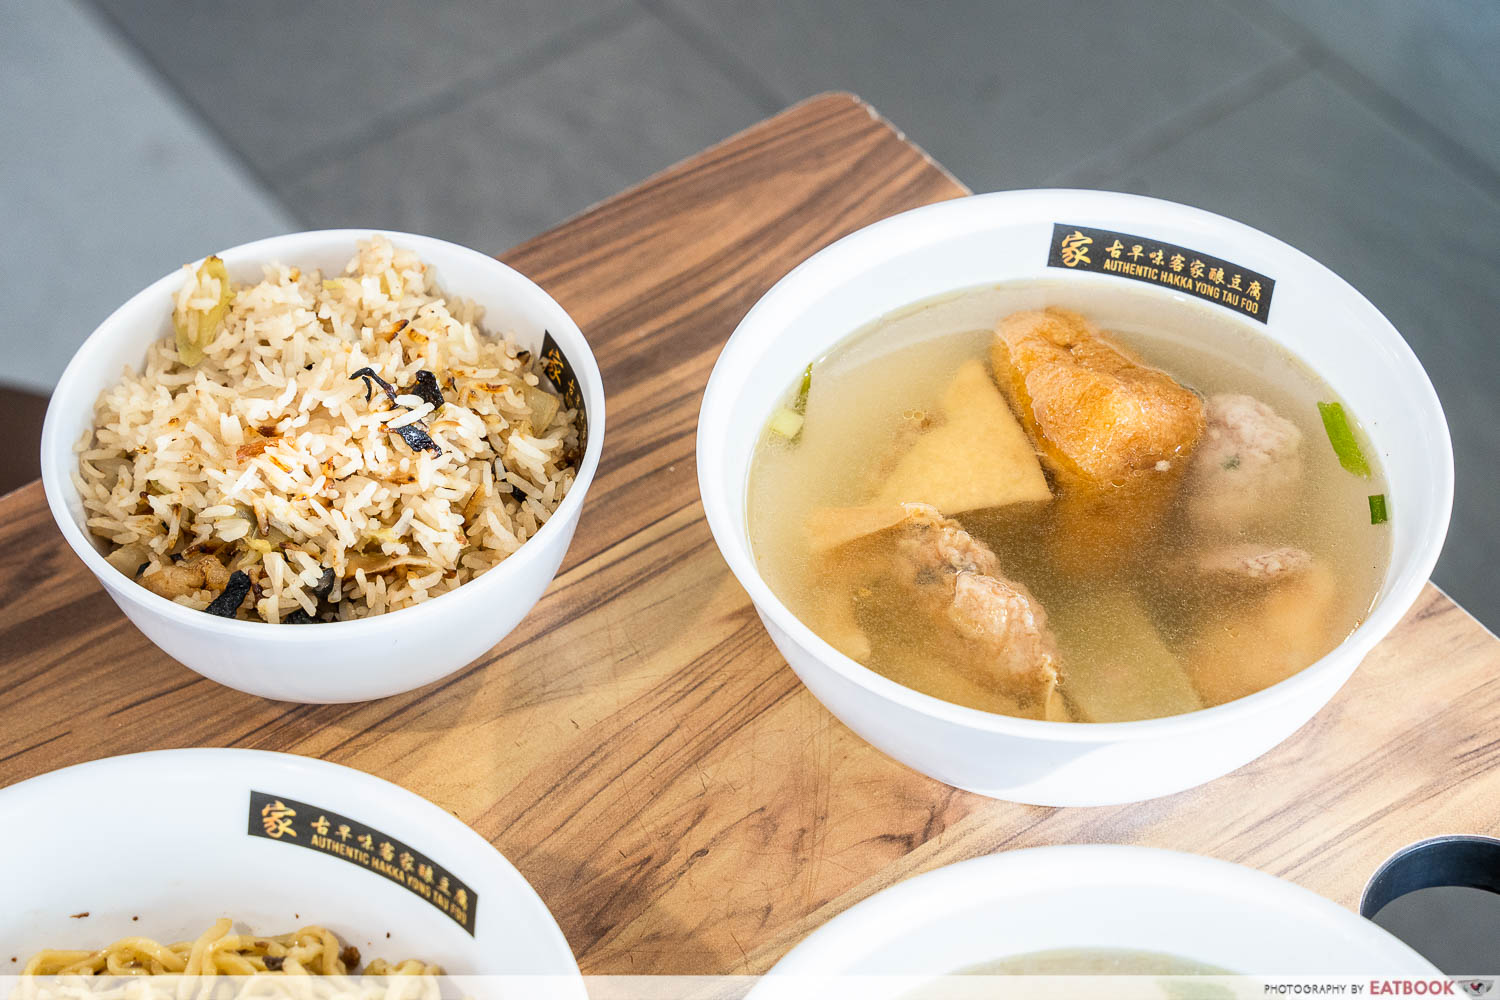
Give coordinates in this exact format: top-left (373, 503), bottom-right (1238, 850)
top-left (173, 255), bottom-right (233, 366)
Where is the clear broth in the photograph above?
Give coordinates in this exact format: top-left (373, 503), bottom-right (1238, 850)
top-left (746, 281), bottom-right (1390, 721)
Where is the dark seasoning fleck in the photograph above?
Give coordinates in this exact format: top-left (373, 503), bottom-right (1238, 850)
top-left (195, 367), bottom-right (456, 623)
top-left (186, 353), bottom-right (571, 624)
top-left (349, 367), bottom-right (445, 455)
top-left (282, 567), bottom-right (337, 624)
top-left (204, 570), bottom-right (252, 617)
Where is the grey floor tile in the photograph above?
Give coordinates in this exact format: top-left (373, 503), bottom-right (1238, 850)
top-left (91, 0), bottom-right (632, 177)
top-left (0, 0), bottom-right (295, 395)
top-left (280, 15), bottom-right (767, 254)
top-left (661, 0), bottom-right (1293, 187)
top-left (1088, 69), bottom-right (1500, 626)
top-left (1255, 0), bottom-right (1500, 183)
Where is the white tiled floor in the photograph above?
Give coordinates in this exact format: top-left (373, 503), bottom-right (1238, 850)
top-left (0, 0), bottom-right (294, 393)
top-left (282, 14), bottom-right (770, 252)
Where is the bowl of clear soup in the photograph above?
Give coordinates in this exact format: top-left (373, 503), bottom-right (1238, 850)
top-left (754, 846), bottom-right (1439, 994)
top-left (698, 189), bottom-right (1452, 806)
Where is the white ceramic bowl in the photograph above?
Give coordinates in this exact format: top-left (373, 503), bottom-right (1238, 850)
top-left (698, 189), bottom-right (1452, 806)
top-left (0, 748), bottom-right (583, 994)
top-left (40, 230), bottom-right (605, 703)
top-left (759, 846), bottom-right (1438, 988)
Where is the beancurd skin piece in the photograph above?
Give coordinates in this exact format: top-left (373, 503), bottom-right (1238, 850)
top-left (991, 307), bottom-right (1205, 573)
top-left (1049, 589), bottom-right (1201, 722)
top-left (871, 358), bottom-right (1050, 514)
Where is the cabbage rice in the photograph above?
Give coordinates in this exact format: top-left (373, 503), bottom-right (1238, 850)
top-left (75, 237), bottom-right (580, 623)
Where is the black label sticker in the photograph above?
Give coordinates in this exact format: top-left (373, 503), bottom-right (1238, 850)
top-left (248, 791), bottom-right (477, 935)
top-left (538, 331), bottom-right (588, 454)
top-left (1046, 223), bottom-right (1275, 323)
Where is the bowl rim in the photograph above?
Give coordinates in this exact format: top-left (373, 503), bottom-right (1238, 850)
top-left (0, 746), bottom-right (582, 976)
top-left (39, 228), bottom-right (606, 641)
top-left (698, 188), bottom-right (1454, 744)
top-left (764, 844), bottom-right (1439, 975)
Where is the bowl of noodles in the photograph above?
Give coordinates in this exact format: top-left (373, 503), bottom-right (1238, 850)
top-left (0, 749), bottom-right (583, 995)
top-left (39, 230), bottom-right (605, 703)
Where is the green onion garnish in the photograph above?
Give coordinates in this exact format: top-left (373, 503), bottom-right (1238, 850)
top-left (794, 362), bottom-right (813, 414)
top-left (768, 407), bottom-right (804, 439)
top-left (1317, 401), bottom-right (1371, 479)
top-left (1369, 494), bottom-right (1388, 524)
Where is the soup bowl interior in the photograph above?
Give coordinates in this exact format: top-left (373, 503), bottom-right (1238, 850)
top-left (758, 846), bottom-right (1438, 991)
top-left (697, 189), bottom-right (1452, 805)
top-left (39, 229), bottom-right (605, 703)
top-left (0, 749), bottom-right (582, 993)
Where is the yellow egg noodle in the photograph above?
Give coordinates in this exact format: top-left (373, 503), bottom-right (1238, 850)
top-left (21, 918), bottom-right (439, 977)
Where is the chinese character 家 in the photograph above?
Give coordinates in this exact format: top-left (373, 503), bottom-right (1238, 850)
top-left (1058, 230), bottom-right (1093, 267)
top-left (260, 800), bottom-right (296, 840)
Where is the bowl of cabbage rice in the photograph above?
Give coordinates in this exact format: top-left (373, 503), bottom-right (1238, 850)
top-left (40, 230), bottom-right (605, 703)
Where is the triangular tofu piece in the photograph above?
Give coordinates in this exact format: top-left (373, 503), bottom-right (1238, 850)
top-left (806, 501), bottom-right (934, 554)
top-left (872, 359), bottom-right (1050, 513)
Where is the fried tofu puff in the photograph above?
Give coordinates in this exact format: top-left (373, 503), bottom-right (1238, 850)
top-left (991, 307), bottom-right (1205, 574)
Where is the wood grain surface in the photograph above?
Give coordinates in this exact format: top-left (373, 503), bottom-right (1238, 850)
top-left (1, 94), bottom-right (1496, 974)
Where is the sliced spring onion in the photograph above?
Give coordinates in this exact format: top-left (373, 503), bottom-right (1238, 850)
top-left (768, 407), bottom-right (805, 439)
top-left (1369, 494), bottom-right (1389, 525)
top-left (794, 362), bottom-right (813, 414)
top-left (1317, 401), bottom-right (1371, 479)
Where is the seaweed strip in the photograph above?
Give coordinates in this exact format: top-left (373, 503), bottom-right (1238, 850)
top-left (404, 370), bottom-right (444, 409)
top-left (282, 568), bottom-right (337, 624)
top-left (395, 423), bottom-right (442, 454)
top-left (349, 367), bottom-right (397, 405)
top-left (310, 567), bottom-right (336, 600)
top-left (351, 367), bottom-right (442, 453)
top-left (204, 571), bottom-right (252, 618)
